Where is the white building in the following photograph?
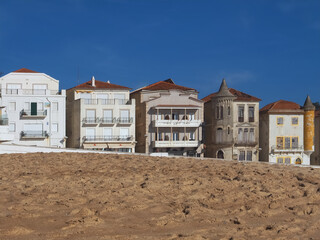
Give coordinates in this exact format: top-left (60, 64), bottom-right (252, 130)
top-left (0, 68), bottom-right (66, 148)
top-left (259, 97), bottom-right (315, 165)
top-left (66, 77), bottom-right (136, 152)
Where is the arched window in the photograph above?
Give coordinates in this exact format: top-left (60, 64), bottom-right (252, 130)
top-left (227, 127), bottom-right (230, 134)
top-left (295, 158), bottom-right (302, 164)
top-left (217, 150), bottom-right (224, 159)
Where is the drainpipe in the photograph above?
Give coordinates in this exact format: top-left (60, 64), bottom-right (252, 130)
top-left (46, 97), bottom-right (52, 147)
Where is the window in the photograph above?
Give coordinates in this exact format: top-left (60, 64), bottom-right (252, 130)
top-left (157, 113), bottom-right (162, 120)
top-left (23, 123), bottom-right (43, 132)
top-left (86, 128), bottom-right (95, 139)
top-left (228, 106), bottom-right (231, 115)
top-left (216, 128), bottom-right (223, 143)
top-left (277, 117), bottom-right (284, 125)
top-left (120, 128), bottom-right (129, 139)
top-left (244, 128), bottom-right (248, 142)
top-left (276, 137), bottom-right (284, 149)
top-left (24, 102), bottom-right (30, 110)
top-left (52, 123), bottom-right (58, 132)
top-left (103, 128), bottom-right (112, 140)
top-left (220, 106), bottom-right (223, 119)
top-left (120, 110), bottom-right (130, 122)
top-left (284, 137), bottom-right (291, 149)
top-left (172, 113), bottom-right (179, 120)
top-left (80, 92), bottom-right (92, 99)
top-left (7, 84), bottom-right (21, 94)
top-left (52, 102), bottom-right (58, 111)
top-left (86, 110), bottom-right (96, 123)
top-left (227, 127), bottom-right (230, 134)
top-left (217, 150), bottom-right (224, 159)
top-left (157, 132), bottom-right (162, 141)
top-left (239, 151), bottom-right (245, 161)
top-left (284, 157), bottom-right (291, 164)
top-left (38, 102), bottom-right (44, 111)
top-left (9, 102), bottom-right (16, 111)
top-left (172, 132), bottom-right (179, 141)
top-left (249, 128), bottom-right (255, 142)
top-left (249, 106), bottom-right (254, 122)
top-left (238, 106), bottom-right (244, 122)
top-left (189, 132), bottom-right (195, 140)
top-left (246, 151), bottom-right (252, 161)
top-left (292, 137), bottom-right (298, 148)
top-left (277, 157), bottom-right (284, 164)
top-left (276, 137), bottom-right (299, 149)
top-left (9, 123), bottom-right (15, 132)
top-left (292, 117), bottom-right (298, 125)
top-left (97, 94), bottom-right (108, 99)
top-left (33, 84), bottom-right (47, 95)
top-left (216, 106), bottom-right (220, 119)
top-left (189, 113), bottom-right (195, 120)
top-left (238, 128), bottom-right (243, 142)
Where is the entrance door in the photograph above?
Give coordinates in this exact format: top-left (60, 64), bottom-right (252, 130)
top-left (217, 150), bottom-right (224, 159)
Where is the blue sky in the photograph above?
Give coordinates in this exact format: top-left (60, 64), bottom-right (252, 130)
top-left (0, 0), bottom-right (319, 107)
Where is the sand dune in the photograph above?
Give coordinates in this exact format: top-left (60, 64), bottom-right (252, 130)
top-left (0, 153), bottom-right (320, 239)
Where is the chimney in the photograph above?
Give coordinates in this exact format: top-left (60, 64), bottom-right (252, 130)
top-left (107, 80), bottom-right (110, 83)
top-left (91, 76), bottom-right (95, 87)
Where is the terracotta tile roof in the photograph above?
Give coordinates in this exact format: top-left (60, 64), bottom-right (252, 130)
top-left (13, 68), bottom-right (39, 73)
top-left (71, 79), bottom-right (130, 90)
top-left (260, 100), bottom-right (302, 113)
top-left (134, 79), bottom-right (196, 92)
top-left (202, 88), bottom-right (261, 102)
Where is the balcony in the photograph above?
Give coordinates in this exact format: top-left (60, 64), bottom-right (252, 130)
top-left (153, 140), bottom-right (200, 148)
top-left (3, 89), bottom-right (60, 96)
top-left (100, 117), bottom-right (116, 124)
top-left (83, 135), bottom-right (133, 142)
top-left (82, 117), bottom-right (100, 125)
top-left (20, 109), bottom-right (47, 119)
top-left (0, 117), bottom-right (8, 125)
top-left (82, 99), bottom-right (132, 105)
top-left (271, 145), bottom-right (304, 153)
top-left (20, 131), bottom-right (48, 139)
top-left (235, 140), bottom-right (258, 146)
top-left (154, 119), bottom-right (202, 128)
top-left (117, 117), bottom-right (133, 124)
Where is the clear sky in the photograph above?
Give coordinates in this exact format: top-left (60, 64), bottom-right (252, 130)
top-left (1, 0), bottom-right (319, 107)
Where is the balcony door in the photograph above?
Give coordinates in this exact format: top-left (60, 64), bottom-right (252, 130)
top-left (86, 110), bottom-right (96, 122)
top-left (103, 110), bottom-right (113, 122)
top-left (120, 128), bottom-right (129, 140)
top-left (103, 128), bottom-right (112, 140)
top-left (120, 110), bottom-right (129, 122)
top-left (86, 128), bottom-right (95, 139)
top-left (31, 102), bottom-right (37, 115)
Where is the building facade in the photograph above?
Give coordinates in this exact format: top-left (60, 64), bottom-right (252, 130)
top-left (0, 105), bottom-right (14, 143)
top-left (66, 77), bottom-right (135, 152)
top-left (0, 68), bottom-right (66, 147)
top-left (259, 97), bottom-right (315, 165)
top-left (130, 79), bottom-right (204, 157)
top-left (202, 79), bottom-right (261, 161)
top-left (311, 110), bottom-right (320, 165)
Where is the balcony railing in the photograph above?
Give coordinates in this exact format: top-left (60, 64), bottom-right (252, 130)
top-left (82, 99), bottom-right (132, 105)
top-left (83, 135), bottom-right (133, 142)
top-left (271, 145), bottom-right (304, 152)
top-left (154, 140), bottom-right (200, 148)
top-left (100, 117), bottom-right (116, 124)
top-left (21, 131), bottom-right (48, 139)
top-left (235, 139), bottom-right (258, 146)
top-left (0, 117), bottom-right (8, 125)
top-left (117, 117), bottom-right (133, 124)
top-left (3, 89), bottom-right (60, 95)
top-left (20, 109), bottom-right (47, 118)
top-left (154, 119), bottom-right (202, 128)
top-left (82, 117), bottom-right (100, 124)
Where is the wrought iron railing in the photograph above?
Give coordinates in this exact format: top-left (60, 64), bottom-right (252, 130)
top-left (21, 131), bottom-right (48, 138)
top-left (83, 135), bottom-right (133, 142)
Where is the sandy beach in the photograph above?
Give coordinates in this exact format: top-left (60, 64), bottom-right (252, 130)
top-left (0, 152), bottom-right (320, 239)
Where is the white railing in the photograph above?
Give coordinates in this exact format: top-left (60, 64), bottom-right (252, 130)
top-left (271, 145), bottom-right (304, 152)
top-left (82, 99), bottom-right (132, 105)
top-left (154, 140), bottom-right (200, 148)
top-left (154, 119), bottom-right (202, 127)
top-left (2, 89), bottom-right (60, 96)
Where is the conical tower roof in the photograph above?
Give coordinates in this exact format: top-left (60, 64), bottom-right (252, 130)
top-left (303, 95), bottom-right (315, 111)
top-left (215, 78), bottom-right (235, 98)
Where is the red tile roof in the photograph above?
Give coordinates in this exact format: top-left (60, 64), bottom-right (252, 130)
top-left (134, 79), bottom-right (196, 92)
top-left (13, 68), bottom-right (39, 73)
top-left (202, 88), bottom-right (261, 102)
top-left (260, 100), bottom-right (302, 113)
top-left (71, 79), bottom-right (130, 90)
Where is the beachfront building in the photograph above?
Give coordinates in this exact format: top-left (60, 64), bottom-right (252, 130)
top-left (130, 79), bottom-right (204, 157)
top-left (0, 68), bottom-right (66, 147)
top-left (66, 77), bottom-right (135, 152)
top-left (259, 97), bottom-right (315, 165)
top-left (202, 79), bottom-right (261, 161)
top-left (0, 105), bottom-right (14, 143)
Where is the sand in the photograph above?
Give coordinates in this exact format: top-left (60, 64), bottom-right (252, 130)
top-left (0, 152), bottom-right (320, 239)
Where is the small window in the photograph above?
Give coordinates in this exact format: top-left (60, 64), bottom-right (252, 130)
top-left (9, 123), bottom-right (15, 132)
top-left (239, 151), bottom-right (245, 161)
top-left (216, 106), bottom-right (220, 119)
top-left (277, 117), bottom-right (284, 125)
top-left (292, 117), bottom-right (298, 125)
top-left (220, 106), bottom-right (223, 119)
top-left (292, 137), bottom-right (298, 149)
top-left (277, 157), bottom-right (284, 164)
top-left (284, 157), bottom-right (291, 164)
top-left (52, 123), bottom-right (58, 132)
top-left (216, 128), bottom-right (223, 143)
top-left (52, 102), bottom-right (58, 111)
top-left (228, 106), bottom-right (231, 115)
top-left (227, 127), bottom-right (230, 134)
top-left (9, 102), bottom-right (16, 111)
top-left (246, 151), bottom-right (252, 161)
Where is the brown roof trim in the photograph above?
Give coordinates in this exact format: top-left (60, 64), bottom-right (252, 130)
top-left (13, 68), bottom-right (39, 73)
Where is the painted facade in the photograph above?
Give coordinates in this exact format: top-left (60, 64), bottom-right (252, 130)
top-left (259, 97), bottom-right (315, 165)
top-left (0, 68), bottom-right (66, 147)
top-left (130, 79), bottom-right (204, 157)
top-left (66, 77), bottom-right (135, 152)
top-left (203, 79), bottom-right (260, 161)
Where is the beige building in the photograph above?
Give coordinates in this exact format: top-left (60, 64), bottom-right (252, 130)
top-left (130, 79), bottom-right (204, 157)
top-left (311, 109), bottom-right (319, 165)
top-left (66, 77), bottom-right (136, 152)
top-left (202, 79), bottom-right (261, 161)
top-left (259, 97), bottom-right (315, 165)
